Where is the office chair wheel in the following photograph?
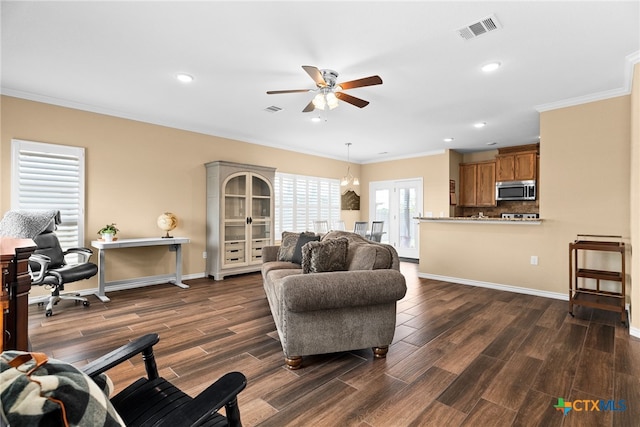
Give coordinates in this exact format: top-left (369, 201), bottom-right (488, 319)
top-left (83, 301), bottom-right (90, 307)
top-left (45, 309), bottom-right (53, 317)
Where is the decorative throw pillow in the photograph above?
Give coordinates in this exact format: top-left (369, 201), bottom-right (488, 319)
top-left (277, 231), bottom-right (320, 264)
top-left (301, 237), bottom-right (349, 273)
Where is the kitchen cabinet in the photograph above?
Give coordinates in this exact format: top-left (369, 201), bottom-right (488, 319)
top-left (496, 151), bottom-right (537, 182)
top-left (459, 161), bottom-right (496, 207)
top-left (206, 161), bottom-right (276, 280)
top-left (569, 237), bottom-right (626, 324)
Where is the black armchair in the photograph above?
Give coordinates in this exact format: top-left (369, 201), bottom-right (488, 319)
top-left (29, 219), bottom-right (98, 317)
top-left (82, 333), bottom-right (247, 427)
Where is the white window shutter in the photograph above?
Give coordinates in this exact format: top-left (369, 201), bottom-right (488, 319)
top-left (11, 139), bottom-right (85, 250)
top-left (274, 172), bottom-right (340, 239)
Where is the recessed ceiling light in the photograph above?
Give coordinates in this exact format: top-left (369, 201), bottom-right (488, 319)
top-left (474, 122), bottom-right (486, 128)
top-left (176, 73), bottom-right (194, 83)
top-left (481, 62), bottom-right (501, 72)
top-left (444, 138), bottom-right (454, 142)
top-left (311, 116), bottom-right (322, 123)
top-left (486, 142), bottom-right (497, 146)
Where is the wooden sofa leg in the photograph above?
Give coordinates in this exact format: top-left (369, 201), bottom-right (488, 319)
top-left (285, 356), bottom-right (302, 370)
top-left (373, 346), bottom-right (389, 359)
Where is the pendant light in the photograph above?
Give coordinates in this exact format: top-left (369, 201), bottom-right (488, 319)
top-left (341, 143), bottom-right (359, 186)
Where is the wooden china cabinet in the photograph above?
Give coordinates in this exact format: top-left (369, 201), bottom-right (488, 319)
top-left (205, 161), bottom-right (276, 281)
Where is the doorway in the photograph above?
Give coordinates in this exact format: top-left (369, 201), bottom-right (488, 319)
top-left (369, 178), bottom-right (423, 259)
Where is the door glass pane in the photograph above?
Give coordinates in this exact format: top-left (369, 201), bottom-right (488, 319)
top-left (251, 221), bottom-right (270, 240)
top-left (398, 187), bottom-right (418, 250)
top-left (252, 176), bottom-right (270, 197)
top-left (225, 196), bottom-right (245, 219)
top-left (224, 223), bottom-right (246, 242)
top-left (374, 189), bottom-right (390, 243)
top-left (226, 175), bottom-right (246, 195)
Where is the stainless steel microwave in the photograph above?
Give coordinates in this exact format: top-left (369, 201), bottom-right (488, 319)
top-left (496, 180), bottom-right (536, 201)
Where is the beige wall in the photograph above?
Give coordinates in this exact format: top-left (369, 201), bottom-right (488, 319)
top-left (631, 63), bottom-right (640, 332)
top-left (0, 96), bottom-right (360, 294)
top-left (420, 95), bottom-right (631, 302)
top-left (359, 151), bottom-right (451, 223)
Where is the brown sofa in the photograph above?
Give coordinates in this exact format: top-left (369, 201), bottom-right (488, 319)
top-left (261, 230), bottom-right (407, 369)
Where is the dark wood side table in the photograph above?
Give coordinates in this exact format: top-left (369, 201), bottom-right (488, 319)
top-left (1, 237), bottom-right (36, 350)
top-left (569, 236), bottom-right (626, 324)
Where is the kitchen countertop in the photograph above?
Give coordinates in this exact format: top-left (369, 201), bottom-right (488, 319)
top-left (417, 216), bottom-right (543, 224)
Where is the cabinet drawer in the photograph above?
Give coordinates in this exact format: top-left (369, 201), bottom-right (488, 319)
top-left (225, 248), bottom-right (245, 257)
top-left (251, 247), bottom-right (264, 256)
top-left (224, 248), bottom-right (245, 263)
top-left (252, 239), bottom-right (270, 250)
top-left (225, 241), bottom-right (244, 250)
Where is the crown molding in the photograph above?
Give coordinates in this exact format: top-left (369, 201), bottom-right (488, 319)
top-left (536, 50), bottom-right (640, 112)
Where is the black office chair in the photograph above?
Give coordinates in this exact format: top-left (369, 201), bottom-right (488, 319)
top-left (29, 219), bottom-right (98, 317)
top-left (82, 333), bottom-right (247, 427)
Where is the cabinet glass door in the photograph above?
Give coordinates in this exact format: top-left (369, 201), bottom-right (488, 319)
top-left (250, 174), bottom-right (272, 264)
top-left (223, 174), bottom-right (247, 266)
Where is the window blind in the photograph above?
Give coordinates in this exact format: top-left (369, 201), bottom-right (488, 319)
top-left (11, 139), bottom-right (85, 250)
top-left (274, 172), bottom-right (340, 238)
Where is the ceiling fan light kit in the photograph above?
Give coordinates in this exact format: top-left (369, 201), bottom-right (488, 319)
top-left (267, 65), bottom-right (382, 113)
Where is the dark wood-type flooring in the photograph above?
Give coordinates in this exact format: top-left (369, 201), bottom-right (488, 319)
top-left (28, 263), bottom-right (640, 426)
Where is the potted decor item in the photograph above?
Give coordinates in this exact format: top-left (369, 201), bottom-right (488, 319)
top-left (97, 223), bottom-right (119, 242)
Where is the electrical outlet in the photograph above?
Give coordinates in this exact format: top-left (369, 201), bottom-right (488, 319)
top-left (530, 255), bottom-right (538, 265)
top-left (202, 251), bottom-right (207, 259)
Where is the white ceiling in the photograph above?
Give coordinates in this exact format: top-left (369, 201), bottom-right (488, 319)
top-left (2, 1), bottom-right (639, 163)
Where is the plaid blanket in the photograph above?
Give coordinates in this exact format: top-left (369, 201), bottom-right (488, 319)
top-left (0, 351), bottom-right (124, 427)
top-left (0, 209), bottom-right (61, 238)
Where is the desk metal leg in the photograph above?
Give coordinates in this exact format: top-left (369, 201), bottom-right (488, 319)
top-left (96, 249), bottom-right (111, 302)
top-left (170, 244), bottom-right (189, 289)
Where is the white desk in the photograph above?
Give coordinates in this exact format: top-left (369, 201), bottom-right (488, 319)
top-left (91, 237), bottom-right (190, 302)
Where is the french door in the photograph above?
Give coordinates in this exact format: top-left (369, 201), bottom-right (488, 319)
top-left (369, 179), bottom-right (423, 259)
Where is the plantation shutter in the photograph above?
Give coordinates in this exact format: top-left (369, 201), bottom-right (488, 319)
top-left (11, 139), bottom-right (85, 250)
top-left (274, 172), bottom-right (340, 239)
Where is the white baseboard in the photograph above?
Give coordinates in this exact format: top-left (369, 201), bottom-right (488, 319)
top-left (418, 272), bottom-right (637, 337)
top-left (418, 272), bottom-right (567, 300)
top-left (29, 272), bottom-right (207, 305)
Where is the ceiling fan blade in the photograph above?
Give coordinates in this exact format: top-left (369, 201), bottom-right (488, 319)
top-left (335, 92), bottom-right (370, 108)
top-left (302, 100), bottom-right (315, 113)
top-left (266, 89), bottom-right (311, 94)
top-left (338, 75), bottom-right (383, 90)
top-left (302, 65), bottom-right (326, 87)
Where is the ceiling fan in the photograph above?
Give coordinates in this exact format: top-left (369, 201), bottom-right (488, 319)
top-left (267, 65), bottom-right (383, 112)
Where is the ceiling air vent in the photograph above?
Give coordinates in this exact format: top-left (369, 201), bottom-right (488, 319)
top-left (457, 14), bottom-right (502, 40)
top-left (264, 105), bottom-right (283, 113)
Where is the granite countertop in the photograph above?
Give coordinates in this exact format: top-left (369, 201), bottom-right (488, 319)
top-left (417, 216), bottom-right (543, 224)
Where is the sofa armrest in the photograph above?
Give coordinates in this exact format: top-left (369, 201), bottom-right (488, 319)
top-left (281, 270), bottom-right (407, 312)
top-left (262, 246), bottom-right (280, 263)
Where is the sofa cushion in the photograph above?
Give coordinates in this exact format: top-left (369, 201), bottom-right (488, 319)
top-left (347, 244), bottom-right (393, 270)
top-left (277, 231), bottom-right (319, 264)
top-left (301, 237), bottom-right (348, 274)
top-left (262, 260), bottom-right (302, 278)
